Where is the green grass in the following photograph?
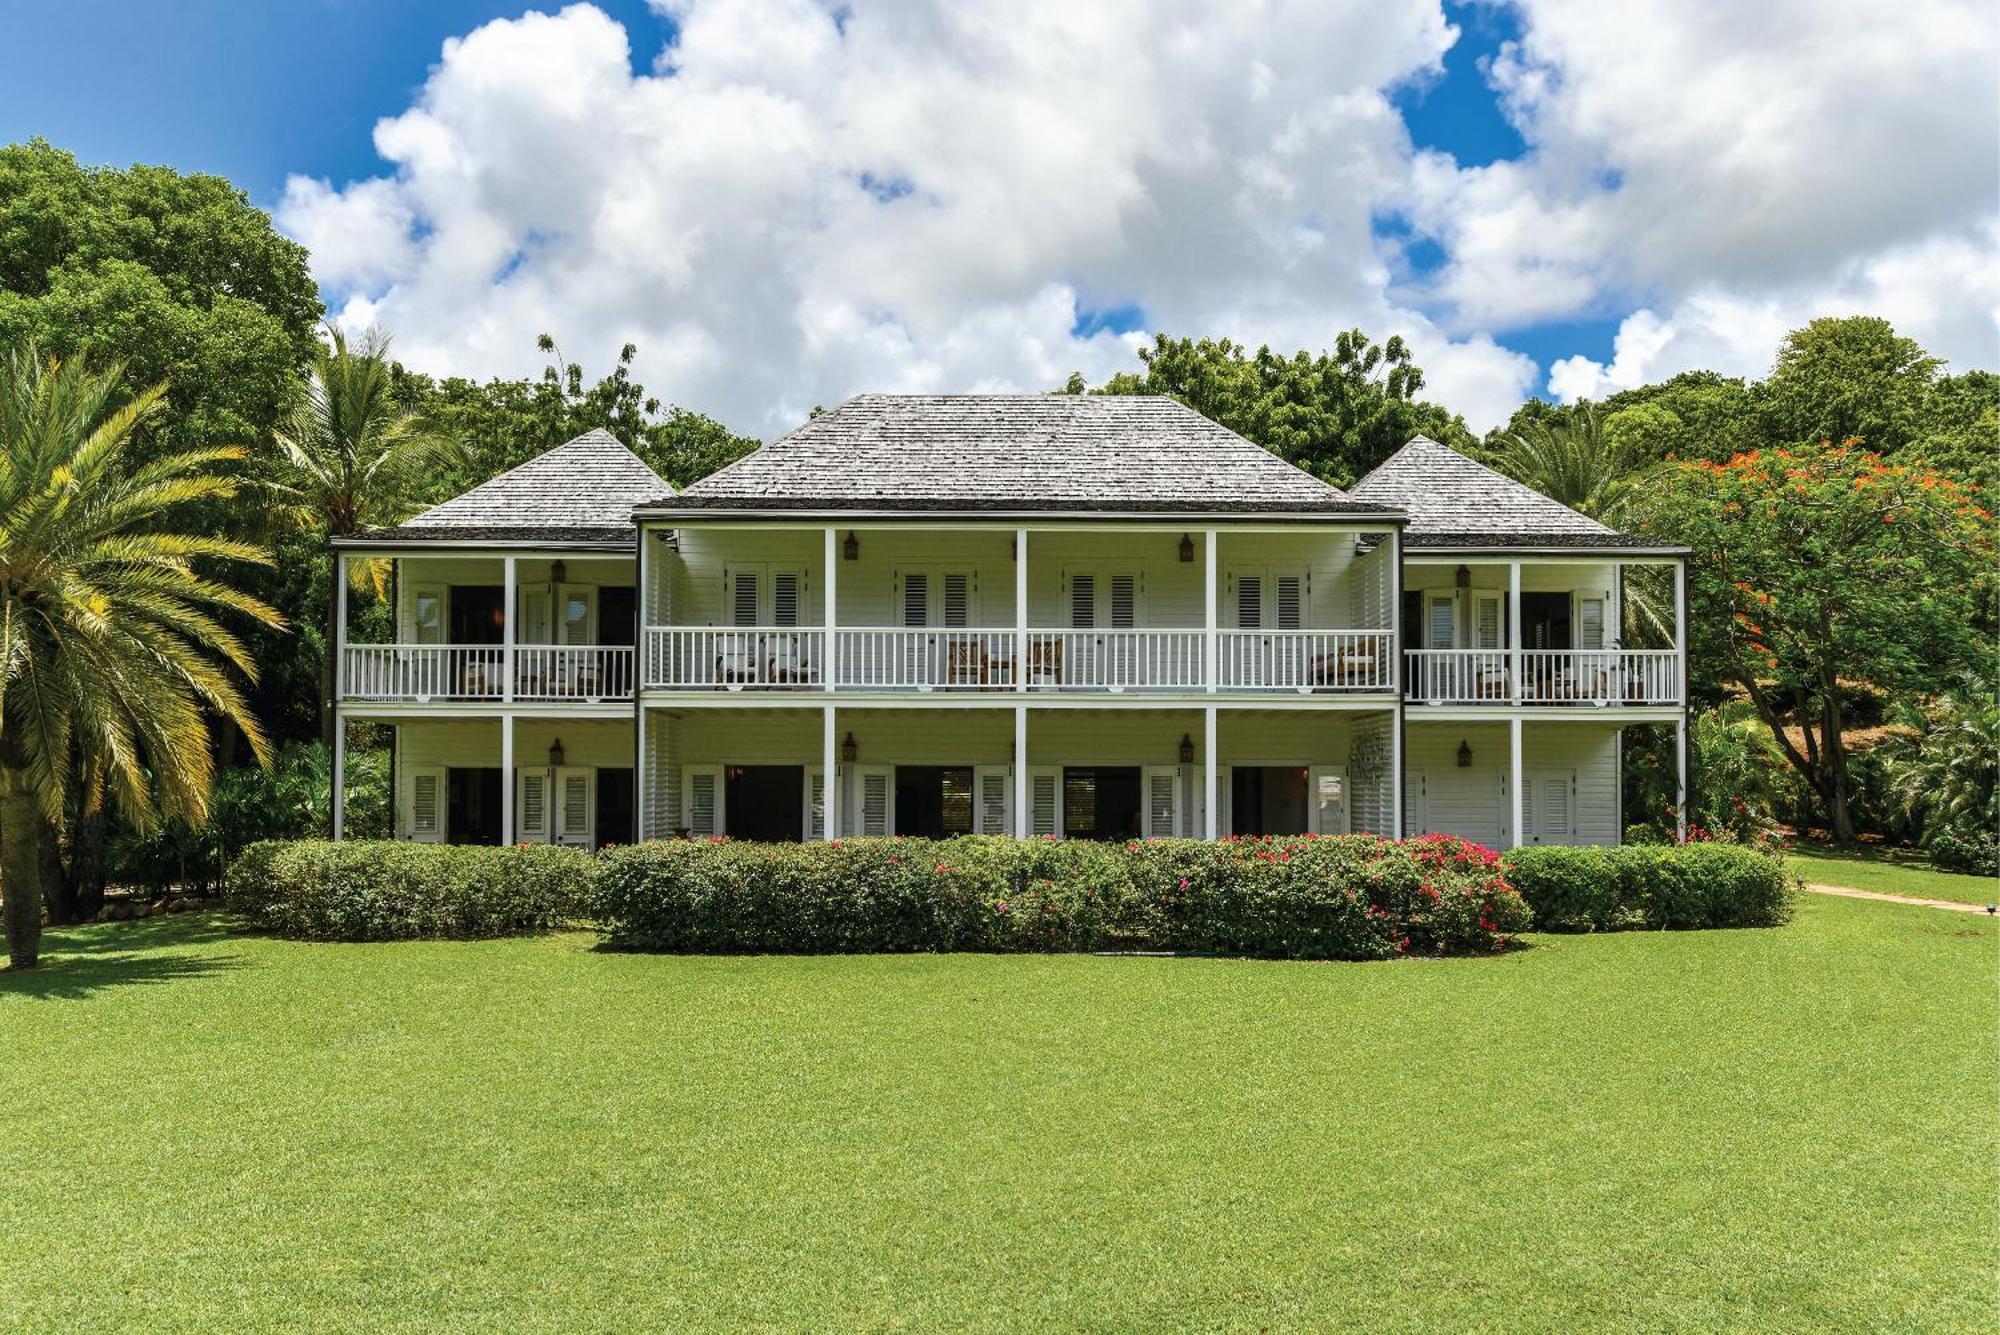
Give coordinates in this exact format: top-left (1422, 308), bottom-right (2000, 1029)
top-left (2, 903), bottom-right (1993, 1331)
top-left (1786, 843), bottom-right (1997, 905)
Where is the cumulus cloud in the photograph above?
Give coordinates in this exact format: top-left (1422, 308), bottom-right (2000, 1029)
top-left (1400, 0), bottom-right (2000, 392)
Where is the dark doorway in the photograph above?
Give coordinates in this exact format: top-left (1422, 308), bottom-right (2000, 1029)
top-left (450, 586), bottom-right (505, 644)
top-left (1232, 766), bottom-right (1310, 836)
top-left (1062, 767), bottom-right (1141, 841)
top-left (447, 767), bottom-right (502, 844)
top-left (598, 586), bottom-right (637, 647)
top-left (596, 766), bottom-right (635, 847)
top-left (1402, 591), bottom-right (1424, 648)
top-left (725, 765), bottom-right (804, 841)
top-left (1522, 592), bottom-right (1571, 650)
top-left (895, 766), bottom-right (974, 838)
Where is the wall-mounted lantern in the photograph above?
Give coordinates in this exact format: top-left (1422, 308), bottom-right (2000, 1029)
top-left (1456, 739), bottom-right (1472, 768)
top-left (549, 737), bottom-right (567, 767)
top-left (1178, 733), bottom-right (1195, 764)
top-left (1178, 533), bottom-right (1195, 563)
top-left (843, 531), bottom-right (860, 561)
top-left (841, 732), bottom-right (858, 763)
top-left (1455, 564), bottom-right (1471, 591)
top-left (551, 560), bottom-right (568, 584)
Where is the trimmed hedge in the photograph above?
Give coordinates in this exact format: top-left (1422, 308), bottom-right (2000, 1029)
top-left (228, 840), bottom-right (597, 941)
top-left (592, 833), bottom-right (1530, 960)
top-left (1502, 843), bottom-right (1793, 932)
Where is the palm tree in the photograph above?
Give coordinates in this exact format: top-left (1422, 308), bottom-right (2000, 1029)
top-left (0, 345), bottom-right (282, 968)
top-left (1884, 677), bottom-right (2000, 850)
top-left (267, 327), bottom-right (462, 750)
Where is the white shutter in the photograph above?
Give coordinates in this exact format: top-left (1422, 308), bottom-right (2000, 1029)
top-left (1576, 597), bottom-right (1605, 651)
top-left (518, 769), bottom-right (550, 842)
top-left (1530, 768), bottom-right (1575, 844)
top-left (942, 573), bottom-right (970, 628)
top-left (899, 572), bottom-right (929, 627)
top-left (1217, 765), bottom-right (1234, 837)
top-left (1235, 574), bottom-right (1262, 629)
top-left (1070, 574), bottom-right (1095, 628)
top-left (1028, 766), bottom-right (1062, 837)
top-left (974, 765), bottom-right (1011, 835)
top-left (1275, 575), bottom-right (1303, 630)
top-left (1404, 770), bottom-right (1428, 836)
top-left (559, 587), bottom-right (596, 646)
top-left (854, 766), bottom-right (892, 836)
top-left (731, 570), bottom-right (761, 627)
top-left (682, 766), bottom-right (722, 836)
top-left (772, 571), bottom-right (802, 628)
top-left (518, 584), bottom-right (552, 645)
top-left (805, 767), bottom-right (825, 840)
top-left (553, 768), bottom-right (592, 845)
top-left (406, 766), bottom-right (444, 842)
top-left (1142, 766), bottom-right (1180, 838)
top-left (410, 586), bottom-right (446, 646)
top-left (1310, 766), bottom-right (1348, 835)
top-left (1474, 593), bottom-right (1502, 650)
top-left (1109, 575), bottom-right (1137, 629)
top-left (1426, 594), bottom-right (1455, 649)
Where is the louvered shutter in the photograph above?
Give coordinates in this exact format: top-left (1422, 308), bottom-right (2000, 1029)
top-left (1474, 594), bottom-right (1502, 650)
top-left (857, 767), bottom-right (891, 836)
top-left (1142, 766), bottom-right (1179, 838)
top-left (1311, 767), bottom-right (1346, 835)
top-left (1070, 575), bottom-right (1095, 628)
top-left (902, 573), bottom-right (929, 627)
top-left (1538, 770), bottom-right (1574, 844)
top-left (942, 573), bottom-right (970, 628)
top-left (684, 766), bottom-right (721, 836)
top-left (518, 770), bottom-right (550, 841)
top-left (518, 585), bottom-right (552, 644)
top-left (1275, 575), bottom-right (1303, 630)
top-left (1427, 595), bottom-right (1455, 649)
top-left (1236, 574), bottom-right (1262, 629)
top-left (1216, 765), bottom-right (1233, 837)
top-left (407, 767), bottom-right (443, 842)
top-left (555, 769), bottom-right (591, 844)
top-left (1576, 597), bottom-right (1605, 650)
top-left (731, 571), bottom-right (760, 627)
top-left (974, 766), bottom-right (1011, 835)
top-left (1028, 767), bottom-right (1062, 837)
top-left (1109, 575), bottom-right (1136, 629)
top-left (806, 768), bottom-right (825, 840)
top-left (560, 588), bottom-right (594, 645)
top-left (1404, 770), bottom-right (1427, 836)
top-left (772, 572), bottom-right (801, 627)
top-left (1518, 775), bottom-right (1536, 845)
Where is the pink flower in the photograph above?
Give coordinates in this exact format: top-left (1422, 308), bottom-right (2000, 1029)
top-left (1178, 877), bottom-right (1189, 891)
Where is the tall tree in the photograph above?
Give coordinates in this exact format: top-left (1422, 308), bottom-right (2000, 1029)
top-left (1081, 330), bottom-right (1473, 487)
top-left (1635, 441), bottom-right (1994, 842)
top-left (1488, 404), bottom-right (1645, 526)
top-left (268, 328), bottom-right (463, 750)
top-left (0, 346), bottom-right (281, 968)
top-left (1760, 316), bottom-right (1941, 454)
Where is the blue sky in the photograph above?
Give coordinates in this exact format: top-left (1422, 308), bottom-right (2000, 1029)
top-left (3, 2), bottom-right (1989, 435)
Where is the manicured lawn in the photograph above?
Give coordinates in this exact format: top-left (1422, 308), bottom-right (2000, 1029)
top-left (1786, 843), bottom-right (1997, 905)
top-left (2, 902), bottom-right (1993, 1330)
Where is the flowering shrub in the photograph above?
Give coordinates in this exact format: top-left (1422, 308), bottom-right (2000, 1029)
top-left (228, 840), bottom-right (597, 940)
top-left (1502, 843), bottom-right (1793, 932)
top-left (592, 834), bottom-right (1528, 960)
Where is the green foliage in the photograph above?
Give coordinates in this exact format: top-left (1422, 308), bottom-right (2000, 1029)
top-left (1761, 316), bottom-right (1941, 454)
top-left (392, 336), bottom-right (760, 500)
top-left (1877, 678), bottom-right (2000, 871)
top-left (1623, 708), bottom-right (1790, 844)
top-left (1601, 371), bottom-right (1764, 465)
top-left (1634, 441), bottom-right (1996, 840)
top-left (1487, 402), bottom-right (1646, 525)
top-left (0, 139), bottom-right (321, 453)
top-left (228, 839), bottom-right (597, 941)
top-left (1081, 330), bottom-right (1473, 487)
top-left (593, 834), bottom-right (1528, 959)
top-left (1503, 843), bottom-right (1793, 932)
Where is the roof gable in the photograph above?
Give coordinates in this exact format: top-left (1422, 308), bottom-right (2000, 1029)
top-left (1349, 437), bottom-right (1637, 548)
top-left (649, 394), bottom-right (1386, 514)
top-left (387, 429), bottom-right (671, 542)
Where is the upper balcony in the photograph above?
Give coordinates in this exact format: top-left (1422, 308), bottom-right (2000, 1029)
top-left (639, 523), bottom-right (1401, 698)
top-left (335, 553), bottom-right (637, 707)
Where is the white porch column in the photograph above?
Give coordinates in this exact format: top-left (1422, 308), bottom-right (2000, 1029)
top-left (1389, 528), bottom-right (1404, 840)
top-left (1609, 562), bottom-right (1624, 648)
top-left (503, 556), bottom-right (516, 703)
top-left (1673, 558), bottom-right (1687, 703)
top-left (331, 713), bottom-right (346, 841)
top-left (635, 705), bottom-right (647, 841)
top-left (1389, 709), bottom-right (1404, 840)
top-left (1203, 529), bottom-right (1218, 692)
top-left (1203, 705), bottom-right (1218, 839)
top-left (1675, 556), bottom-right (1689, 843)
top-left (500, 713), bottom-right (515, 844)
top-left (1015, 528), bottom-right (1028, 694)
top-left (824, 527), bottom-right (838, 693)
top-left (1014, 704), bottom-right (1029, 835)
top-left (822, 704), bottom-right (838, 840)
top-left (1509, 715), bottom-right (1524, 850)
top-left (1508, 561), bottom-right (1523, 703)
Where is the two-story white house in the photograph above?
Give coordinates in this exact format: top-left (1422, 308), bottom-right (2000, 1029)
top-left (330, 396), bottom-right (1688, 849)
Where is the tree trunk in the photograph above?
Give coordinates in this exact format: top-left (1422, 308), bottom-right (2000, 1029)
top-left (1, 767), bottom-right (45, 969)
top-left (69, 811), bottom-right (107, 920)
top-left (40, 818), bottom-right (75, 924)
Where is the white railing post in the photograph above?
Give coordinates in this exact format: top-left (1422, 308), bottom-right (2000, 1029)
top-left (1015, 529), bottom-right (1028, 696)
top-left (825, 528), bottom-right (838, 696)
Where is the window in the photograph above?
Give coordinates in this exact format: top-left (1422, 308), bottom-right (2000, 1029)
top-left (1070, 573), bottom-right (1138, 628)
top-left (1576, 596), bottom-right (1605, 650)
top-left (732, 570), bottom-right (760, 627)
top-left (1234, 571), bottom-right (1306, 628)
top-left (1473, 592), bottom-right (1503, 650)
top-left (1235, 573), bottom-right (1262, 629)
top-left (726, 566), bottom-right (806, 626)
top-left (1426, 593), bottom-right (1456, 649)
top-left (898, 570), bottom-right (975, 626)
top-left (903, 572), bottom-right (928, 627)
top-left (1071, 574), bottom-right (1095, 628)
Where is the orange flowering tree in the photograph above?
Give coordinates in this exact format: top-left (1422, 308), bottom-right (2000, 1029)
top-left (1636, 441), bottom-right (1996, 842)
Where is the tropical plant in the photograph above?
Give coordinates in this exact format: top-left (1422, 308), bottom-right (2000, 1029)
top-left (0, 344), bottom-right (282, 967)
top-left (267, 326), bottom-right (463, 750)
top-left (1490, 403), bottom-right (1647, 528)
top-left (1879, 677), bottom-right (2000, 865)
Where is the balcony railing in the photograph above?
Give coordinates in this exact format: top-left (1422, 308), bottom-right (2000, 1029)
top-left (1405, 649), bottom-right (1681, 705)
top-left (342, 645), bottom-right (635, 702)
top-left (641, 627), bottom-right (1397, 694)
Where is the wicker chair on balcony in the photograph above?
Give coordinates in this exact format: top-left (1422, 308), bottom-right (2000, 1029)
top-left (946, 640), bottom-right (986, 689)
top-left (767, 636), bottom-right (811, 687)
top-left (1027, 637), bottom-right (1063, 687)
top-left (716, 642), bottom-right (761, 688)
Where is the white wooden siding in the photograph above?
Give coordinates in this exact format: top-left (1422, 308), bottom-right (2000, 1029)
top-left (1402, 720), bottom-right (1620, 848)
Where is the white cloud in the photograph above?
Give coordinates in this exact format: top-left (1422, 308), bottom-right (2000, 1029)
top-left (1400, 0), bottom-right (2000, 388)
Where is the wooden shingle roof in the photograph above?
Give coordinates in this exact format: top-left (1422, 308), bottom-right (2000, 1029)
top-left (360, 429), bottom-right (670, 546)
top-left (638, 394), bottom-right (1392, 516)
top-left (1349, 437), bottom-right (1663, 550)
